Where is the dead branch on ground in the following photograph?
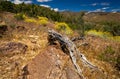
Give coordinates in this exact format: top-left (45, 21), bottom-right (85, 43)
top-left (48, 29), bottom-right (103, 79)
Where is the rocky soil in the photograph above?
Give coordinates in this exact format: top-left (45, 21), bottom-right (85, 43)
top-left (0, 12), bottom-right (120, 79)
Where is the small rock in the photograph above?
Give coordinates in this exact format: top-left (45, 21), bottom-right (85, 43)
top-left (0, 42), bottom-right (28, 57)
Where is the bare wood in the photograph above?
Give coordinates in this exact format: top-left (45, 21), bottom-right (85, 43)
top-left (48, 29), bottom-right (100, 79)
top-left (71, 36), bottom-right (85, 41)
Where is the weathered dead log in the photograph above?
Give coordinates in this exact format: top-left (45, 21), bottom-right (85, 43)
top-left (71, 36), bottom-right (85, 41)
top-left (48, 29), bottom-right (102, 79)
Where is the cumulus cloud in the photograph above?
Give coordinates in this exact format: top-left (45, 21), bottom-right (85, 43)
top-left (51, 8), bottom-right (66, 12)
top-left (40, 4), bottom-right (50, 8)
top-left (53, 8), bottom-right (59, 12)
top-left (12, 0), bottom-right (32, 4)
top-left (37, 0), bottom-right (52, 2)
top-left (40, 4), bottom-right (59, 12)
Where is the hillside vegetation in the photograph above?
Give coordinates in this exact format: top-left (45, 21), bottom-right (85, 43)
top-left (0, 1), bottom-right (62, 21)
top-left (0, 1), bottom-right (120, 36)
top-left (83, 12), bottom-right (120, 36)
top-left (0, 1), bottom-right (120, 79)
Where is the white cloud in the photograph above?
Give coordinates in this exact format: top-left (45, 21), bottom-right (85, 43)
top-left (51, 8), bottom-right (59, 12)
top-left (24, 1), bottom-right (32, 4)
top-left (111, 9), bottom-right (120, 12)
top-left (102, 7), bottom-right (109, 10)
top-left (91, 2), bottom-right (110, 6)
top-left (94, 9), bottom-right (105, 12)
top-left (91, 3), bottom-right (98, 6)
top-left (40, 4), bottom-right (59, 12)
top-left (37, 0), bottom-right (52, 2)
top-left (53, 8), bottom-right (59, 12)
top-left (40, 4), bottom-right (50, 8)
top-left (12, 0), bottom-right (22, 4)
top-left (101, 2), bottom-right (110, 6)
top-left (87, 7), bottom-right (109, 13)
top-left (87, 8), bottom-right (105, 13)
top-left (12, 0), bottom-right (32, 4)
top-left (59, 9), bottom-right (68, 12)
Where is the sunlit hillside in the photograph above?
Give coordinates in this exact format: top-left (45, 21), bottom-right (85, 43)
top-left (0, 1), bottom-right (120, 79)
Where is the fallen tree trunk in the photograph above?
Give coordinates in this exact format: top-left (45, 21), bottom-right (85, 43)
top-left (71, 36), bottom-right (85, 41)
top-left (48, 29), bottom-right (102, 79)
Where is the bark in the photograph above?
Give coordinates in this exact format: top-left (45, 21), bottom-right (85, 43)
top-left (48, 29), bottom-right (101, 79)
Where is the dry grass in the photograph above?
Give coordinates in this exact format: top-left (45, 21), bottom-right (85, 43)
top-left (75, 35), bottom-right (120, 79)
top-left (0, 12), bottom-right (49, 79)
top-left (0, 12), bottom-right (120, 79)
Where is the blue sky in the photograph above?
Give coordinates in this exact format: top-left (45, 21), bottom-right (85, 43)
top-left (9, 0), bottom-right (120, 12)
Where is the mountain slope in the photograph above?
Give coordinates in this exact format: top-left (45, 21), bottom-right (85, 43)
top-left (0, 12), bottom-right (120, 79)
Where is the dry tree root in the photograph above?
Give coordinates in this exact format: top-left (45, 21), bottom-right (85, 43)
top-left (48, 29), bottom-right (104, 79)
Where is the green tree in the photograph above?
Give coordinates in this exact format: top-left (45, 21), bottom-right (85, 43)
top-left (102, 21), bottom-right (120, 36)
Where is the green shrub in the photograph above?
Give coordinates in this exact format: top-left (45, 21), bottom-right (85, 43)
top-left (98, 46), bottom-right (120, 70)
top-left (101, 21), bottom-right (120, 36)
top-left (98, 46), bottom-right (116, 62)
top-left (116, 56), bottom-right (120, 70)
top-left (84, 23), bottom-right (96, 31)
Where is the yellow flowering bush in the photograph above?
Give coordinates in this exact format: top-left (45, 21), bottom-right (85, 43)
top-left (85, 30), bottom-right (112, 38)
top-left (37, 16), bottom-right (48, 21)
top-left (37, 16), bottom-right (49, 26)
top-left (24, 18), bottom-right (36, 23)
top-left (85, 30), bottom-right (120, 42)
top-left (23, 16), bottom-right (48, 26)
top-left (14, 13), bottom-right (27, 20)
top-left (112, 36), bottom-right (120, 42)
top-left (55, 22), bottom-right (73, 35)
top-left (38, 20), bottom-right (48, 26)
